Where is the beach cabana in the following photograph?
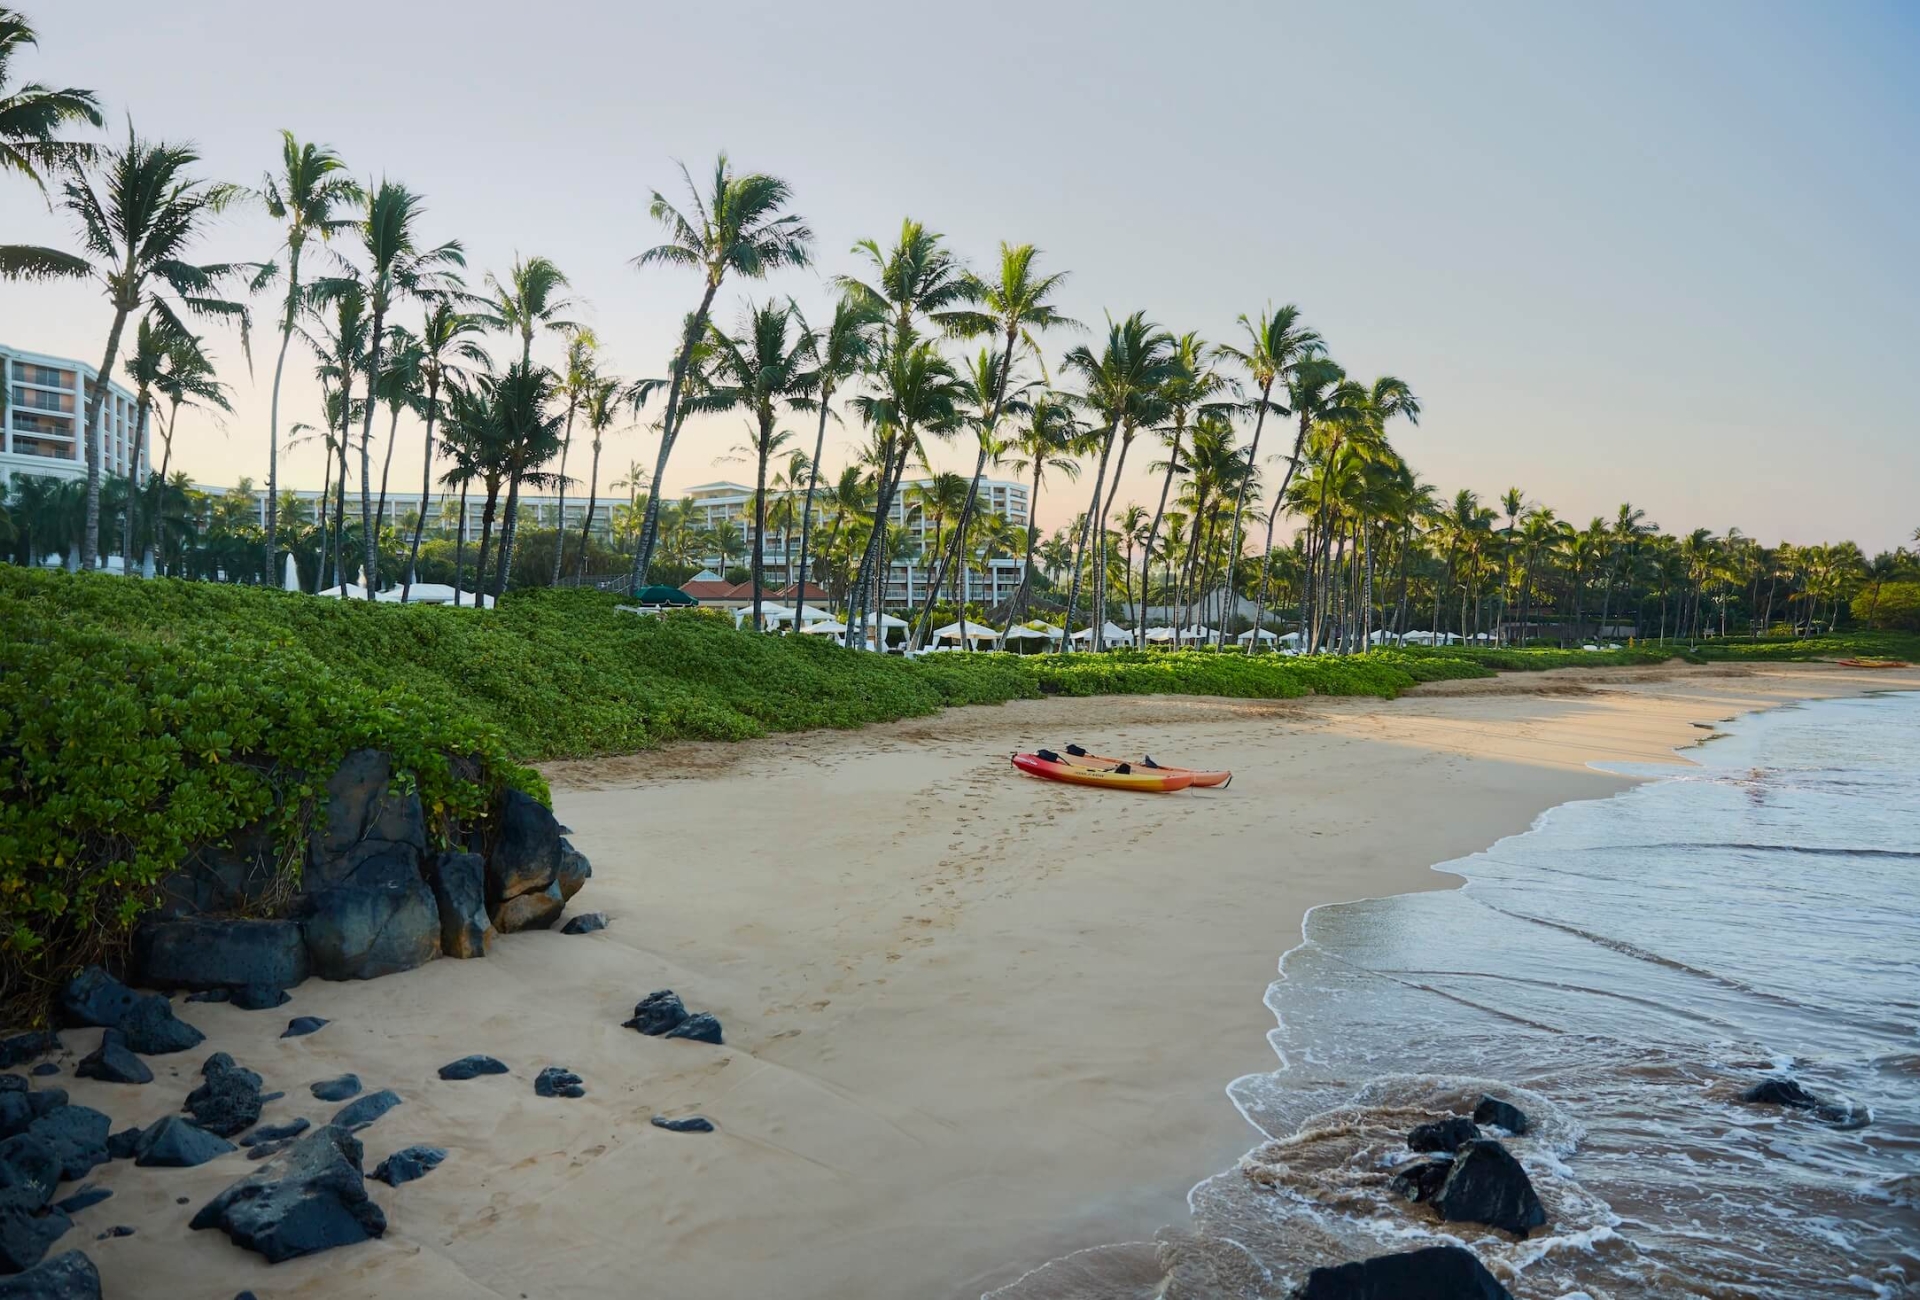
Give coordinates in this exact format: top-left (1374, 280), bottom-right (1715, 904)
top-left (1070, 621), bottom-right (1133, 646)
top-left (317, 583), bottom-right (370, 600)
top-left (1236, 627), bottom-right (1280, 644)
top-left (1002, 622), bottom-right (1063, 644)
top-left (931, 621), bottom-right (1001, 646)
top-left (375, 583), bottom-right (494, 608)
top-left (1179, 624), bottom-right (1216, 644)
top-left (799, 619), bottom-right (849, 636)
top-left (737, 603), bottom-right (836, 629)
top-left (1144, 625), bottom-right (1179, 643)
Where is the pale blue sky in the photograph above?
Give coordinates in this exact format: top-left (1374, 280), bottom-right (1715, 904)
top-left (4, 0), bottom-right (1915, 548)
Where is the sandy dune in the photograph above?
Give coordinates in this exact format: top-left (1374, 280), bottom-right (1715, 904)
top-left (47, 661), bottom-right (1917, 1299)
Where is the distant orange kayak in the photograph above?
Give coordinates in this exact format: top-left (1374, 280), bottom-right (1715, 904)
top-left (1061, 744), bottom-right (1232, 788)
top-left (1011, 751), bottom-right (1194, 793)
top-left (1837, 658), bottom-right (1909, 668)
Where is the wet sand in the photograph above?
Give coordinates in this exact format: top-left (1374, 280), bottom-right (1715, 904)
top-left (50, 661), bottom-right (1920, 1299)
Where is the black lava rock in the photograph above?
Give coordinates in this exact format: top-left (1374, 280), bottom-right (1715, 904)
top-left (303, 882), bottom-right (442, 980)
top-left (533, 1067), bottom-right (583, 1099)
top-left (184, 990), bottom-right (231, 1004)
top-left (116, 996), bottom-right (204, 1056)
top-left (244, 1141), bottom-right (291, 1162)
top-left (135, 917), bottom-right (310, 993)
top-left (230, 985), bottom-right (291, 1012)
top-left (1408, 1117), bottom-right (1481, 1154)
top-left (1433, 1140), bottom-right (1548, 1237)
top-left (23, 1093), bottom-right (64, 1122)
top-left (426, 850), bottom-right (492, 960)
top-left (0, 1188), bottom-right (70, 1274)
top-left (487, 789), bottom-right (563, 910)
top-left (1291, 1244), bottom-right (1514, 1300)
top-left (493, 880), bottom-right (564, 932)
top-left (623, 990), bottom-right (687, 1036)
top-left (27, 1107), bottom-right (110, 1181)
top-left (57, 969), bottom-right (140, 1030)
top-left (0, 1245), bottom-right (100, 1298)
top-left (26, 1068), bottom-right (55, 1080)
top-left (329, 1089), bottom-right (401, 1132)
top-left (0, 1096), bottom-right (27, 1143)
top-left (189, 1124), bottom-right (386, 1263)
top-left (556, 841), bottom-right (592, 903)
top-left (309, 1074), bottom-right (360, 1102)
top-left (185, 1053), bottom-right (265, 1138)
top-left (560, 912), bottom-right (607, 935)
top-left (74, 1032), bottom-right (150, 1087)
top-left (0, 1078), bottom-right (23, 1095)
top-left (0, 1035), bottom-right (59, 1072)
top-left (240, 1119), bottom-right (310, 1147)
top-left (1472, 1096), bottom-right (1529, 1135)
top-left (437, 1055), bottom-right (508, 1082)
top-left (1388, 1157), bottom-right (1453, 1204)
top-left (92, 1226), bottom-right (132, 1240)
top-left (0, 1135), bottom-right (59, 1205)
top-left (1741, 1077), bottom-right (1819, 1108)
top-left (650, 1116), bottom-right (714, 1133)
top-left (52, 1187), bottom-right (109, 1216)
top-left (664, 1013), bottom-right (723, 1045)
top-left (103, 1129), bottom-right (140, 1163)
top-left (281, 1017), bottom-right (329, 1039)
top-left (371, 1145), bottom-right (446, 1186)
top-left (133, 1116), bottom-right (235, 1168)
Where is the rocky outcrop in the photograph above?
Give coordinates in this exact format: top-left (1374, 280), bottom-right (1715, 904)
top-left (189, 1125), bottom-right (385, 1263)
top-left (624, 990), bottom-right (687, 1036)
top-left (534, 1067), bottom-right (583, 1099)
top-left (0, 1194), bottom-right (73, 1278)
top-left (425, 851), bottom-right (491, 959)
top-left (0, 1135), bottom-right (58, 1204)
top-left (0, 1038), bottom-right (58, 1073)
top-left (1472, 1096), bottom-right (1528, 1135)
top-left (1408, 1117), bottom-right (1481, 1154)
top-left (302, 880), bottom-right (440, 981)
top-left (132, 1117), bottom-right (234, 1169)
top-left (1290, 1245), bottom-right (1514, 1300)
top-left (494, 881), bottom-right (564, 933)
top-left (25, 1107), bottom-right (108, 1182)
top-left (184, 1054), bottom-right (264, 1138)
top-left (437, 1056), bottom-right (507, 1082)
top-left (0, 1248), bottom-right (102, 1298)
top-left (371, 1145), bottom-right (444, 1186)
top-left (666, 1014), bottom-right (723, 1045)
top-left (1388, 1157), bottom-right (1451, 1204)
top-left (486, 790), bottom-right (561, 908)
top-left (239, 1120), bottom-right (309, 1148)
top-left (135, 918), bottom-right (308, 994)
top-left (561, 912), bottom-right (607, 935)
top-left (1432, 1140), bottom-right (1547, 1236)
top-left (154, 818), bottom-right (278, 920)
top-left (556, 842), bottom-right (592, 902)
top-left (309, 1075), bottom-right (360, 1103)
top-left (307, 750), bottom-right (427, 890)
top-left (57, 970), bottom-right (140, 1030)
top-left (329, 1090), bottom-right (401, 1132)
top-left (72, 1034), bottom-right (148, 1087)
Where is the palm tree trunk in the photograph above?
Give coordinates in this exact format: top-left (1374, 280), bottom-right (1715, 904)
top-left (123, 398), bottom-right (150, 575)
top-left (790, 398), bottom-right (834, 629)
top-left (1006, 457), bottom-right (1047, 630)
top-left (1094, 428), bottom-right (1139, 652)
top-left (80, 302), bottom-right (133, 570)
top-left (632, 281), bottom-right (721, 588)
top-left (374, 404), bottom-right (401, 540)
top-left (550, 400), bottom-right (577, 585)
top-left (492, 474), bottom-right (521, 600)
top-left (1061, 428), bottom-right (1117, 654)
top-left (1140, 427), bottom-right (1184, 648)
top-left (317, 436), bottom-right (334, 591)
top-left (915, 443), bottom-right (989, 649)
top-left (474, 480), bottom-right (501, 601)
top-left (452, 479), bottom-right (470, 605)
top-left (574, 438), bottom-right (604, 582)
top-left (846, 439), bottom-right (910, 649)
top-left (749, 422), bottom-right (771, 631)
top-left (357, 302), bottom-right (388, 599)
top-left (402, 374), bottom-right (443, 602)
top-left (1216, 382), bottom-right (1272, 649)
top-left (265, 243), bottom-right (302, 576)
top-left (331, 416), bottom-right (351, 591)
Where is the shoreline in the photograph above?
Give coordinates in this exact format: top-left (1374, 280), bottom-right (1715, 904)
top-left (43, 661), bottom-right (1920, 1299)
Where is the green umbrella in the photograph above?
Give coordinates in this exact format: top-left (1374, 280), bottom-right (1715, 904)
top-left (633, 584), bottom-right (698, 606)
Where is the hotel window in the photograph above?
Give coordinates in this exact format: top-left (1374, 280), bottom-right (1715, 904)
top-left (13, 435), bottom-right (74, 460)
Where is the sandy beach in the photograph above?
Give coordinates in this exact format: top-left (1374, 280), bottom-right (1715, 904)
top-left (46, 661), bottom-right (1920, 1299)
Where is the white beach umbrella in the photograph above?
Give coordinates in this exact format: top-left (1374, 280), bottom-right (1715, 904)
top-left (282, 554), bottom-right (301, 592)
top-left (1070, 621), bottom-right (1133, 644)
top-left (316, 583), bottom-right (369, 600)
top-left (1003, 622), bottom-right (1063, 643)
top-left (1144, 625), bottom-right (1179, 643)
top-left (800, 619), bottom-right (850, 636)
top-left (932, 621), bottom-right (1001, 643)
top-left (1237, 627), bottom-right (1279, 643)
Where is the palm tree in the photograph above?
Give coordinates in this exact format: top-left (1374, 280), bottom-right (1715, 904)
top-left (1003, 392), bottom-right (1081, 627)
top-left (907, 471), bottom-right (970, 621)
top-left (843, 335), bottom-right (965, 647)
top-left (547, 328), bottom-right (598, 583)
top-left (371, 328), bottom-right (424, 542)
top-left (694, 299), bottom-right (812, 629)
top-left (2, 126), bottom-right (250, 568)
top-left (1212, 306), bottom-right (1322, 647)
top-left (1058, 312), bottom-right (1179, 649)
top-left (926, 242), bottom-right (1077, 641)
top-left (0, 9), bottom-right (100, 195)
top-left (627, 154), bottom-right (813, 587)
top-left (1139, 332), bottom-right (1233, 644)
top-left (838, 217), bottom-right (971, 346)
top-left (252, 132), bottom-right (360, 576)
top-left (399, 302), bottom-right (490, 599)
top-left (570, 375), bottom-right (639, 581)
top-left (301, 287), bottom-right (369, 590)
top-left (350, 180), bottom-right (464, 596)
top-left (788, 294), bottom-right (878, 627)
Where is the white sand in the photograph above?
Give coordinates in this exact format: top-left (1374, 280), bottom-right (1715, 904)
top-left (47, 661), bottom-right (1918, 1299)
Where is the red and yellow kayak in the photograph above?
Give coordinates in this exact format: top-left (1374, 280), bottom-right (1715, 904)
top-left (1836, 658), bottom-right (1909, 669)
top-left (1011, 752), bottom-right (1194, 793)
top-left (1061, 744), bottom-right (1232, 788)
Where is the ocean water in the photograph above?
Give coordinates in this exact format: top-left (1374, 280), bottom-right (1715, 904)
top-left (991, 690), bottom-right (1920, 1300)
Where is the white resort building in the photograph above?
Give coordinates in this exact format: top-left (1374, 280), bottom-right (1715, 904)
top-left (1, 344), bottom-right (143, 484)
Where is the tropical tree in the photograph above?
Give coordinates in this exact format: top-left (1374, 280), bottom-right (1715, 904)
top-left (398, 301), bottom-right (490, 599)
top-left (2, 127), bottom-right (251, 567)
top-left (547, 328), bottom-right (598, 583)
top-left (0, 9), bottom-right (100, 195)
top-left (252, 132), bottom-right (360, 575)
top-left (628, 154), bottom-right (813, 588)
top-left (349, 180), bottom-right (463, 597)
top-left (694, 299), bottom-right (813, 628)
top-left (570, 375), bottom-right (632, 581)
top-left (788, 294), bottom-right (878, 626)
top-left (1002, 393), bottom-right (1081, 626)
top-left (1058, 312), bottom-right (1178, 649)
top-left (1139, 331), bottom-right (1233, 643)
